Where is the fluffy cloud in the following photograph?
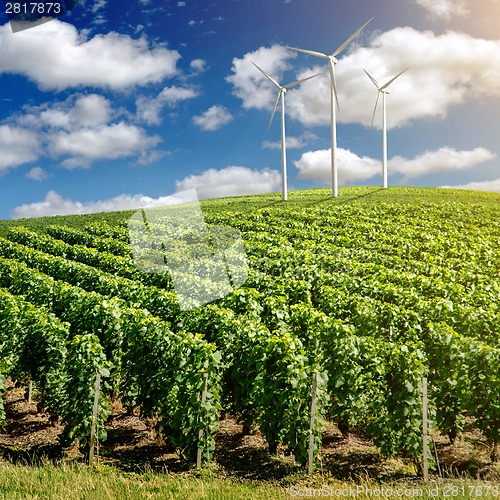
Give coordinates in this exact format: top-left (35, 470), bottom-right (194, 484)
top-left (414, 0), bottom-right (468, 19)
top-left (11, 190), bottom-right (186, 219)
top-left (9, 94), bottom-right (162, 168)
top-left (441, 178), bottom-right (500, 192)
top-left (48, 123), bottom-right (161, 168)
top-left (226, 44), bottom-right (296, 110)
top-left (0, 125), bottom-right (39, 173)
top-left (295, 146), bottom-right (495, 184)
top-left (295, 148), bottom-right (381, 184)
top-left (19, 94), bottom-right (113, 130)
top-left (26, 167), bottom-right (49, 181)
top-left (263, 132), bottom-right (319, 150)
top-left (175, 166), bottom-right (281, 198)
top-left (190, 59), bottom-right (207, 73)
top-left (192, 105), bottom-right (233, 131)
top-left (70, 94), bottom-right (112, 126)
top-left (11, 171), bottom-right (282, 217)
top-left (231, 28), bottom-right (500, 130)
top-left (136, 86), bottom-right (199, 125)
top-left (0, 20), bottom-right (180, 90)
top-left (290, 27), bottom-right (500, 128)
top-left (390, 147), bottom-right (496, 180)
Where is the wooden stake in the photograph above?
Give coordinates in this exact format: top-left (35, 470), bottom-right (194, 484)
top-left (88, 372), bottom-right (101, 466)
top-left (28, 380), bottom-right (33, 404)
top-left (308, 372), bottom-right (318, 475)
top-left (196, 373), bottom-right (209, 469)
top-left (422, 376), bottom-right (429, 481)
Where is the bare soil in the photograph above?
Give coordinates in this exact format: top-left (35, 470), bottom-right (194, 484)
top-left (1, 380), bottom-right (498, 484)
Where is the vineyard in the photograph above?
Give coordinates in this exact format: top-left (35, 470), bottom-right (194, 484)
top-left (0, 186), bottom-right (499, 475)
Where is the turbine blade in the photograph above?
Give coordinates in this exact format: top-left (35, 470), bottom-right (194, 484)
top-left (329, 62), bottom-right (340, 110)
top-left (252, 61), bottom-right (281, 89)
top-left (269, 91), bottom-right (281, 130)
top-left (371, 92), bottom-right (380, 127)
top-left (363, 68), bottom-right (379, 89)
top-left (380, 67), bottom-right (409, 90)
top-left (332, 18), bottom-right (373, 57)
top-left (283, 72), bottom-right (322, 89)
top-left (286, 46), bottom-right (329, 59)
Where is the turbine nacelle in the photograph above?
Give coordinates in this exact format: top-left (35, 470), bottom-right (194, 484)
top-left (364, 67), bottom-right (409, 126)
top-left (252, 61), bottom-right (321, 129)
top-left (286, 18), bottom-right (372, 113)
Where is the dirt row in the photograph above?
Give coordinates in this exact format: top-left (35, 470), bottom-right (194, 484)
top-left (0, 381), bottom-right (498, 483)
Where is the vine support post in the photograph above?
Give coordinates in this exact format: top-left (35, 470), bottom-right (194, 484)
top-left (196, 372), bottom-right (209, 469)
top-left (422, 376), bottom-right (429, 482)
top-left (28, 380), bottom-right (33, 404)
top-left (308, 371), bottom-right (318, 475)
top-left (88, 372), bottom-right (101, 466)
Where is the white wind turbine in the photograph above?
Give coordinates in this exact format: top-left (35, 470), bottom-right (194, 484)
top-left (252, 62), bottom-right (321, 201)
top-left (364, 67), bottom-right (408, 189)
top-left (287, 18), bottom-right (372, 198)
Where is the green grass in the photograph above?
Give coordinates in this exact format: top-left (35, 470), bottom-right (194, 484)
top-left (0, 462), bottom-right (287, 499)
top-left (0, 462), bottom-right (498, 499)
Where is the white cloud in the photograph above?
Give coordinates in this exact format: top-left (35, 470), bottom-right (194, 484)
top-left (192, 105), bottom-right (233, 131)
top-left (190, 59), bottom-right (207, 73)
top-left (24, 94), bottom-right (112, 130)
top-left (16, 94), bottom-right (113, 131)
top-left (226, 44), bottom-right (296, 110)
top-left (175, 166), bottom-right (281, 198)
top-left (234, 28), bottom-right (500, 130)
top-left (26, 167), bottom-right (49, 181)
top-left (441, 178), bottom-right (500, 192)
top-left (6, 94), bottom-right (162, 169)
top-left (11, 190), bottom-right (186, 219)
top-left (48, 122), bottom-right (161, 168)
top-left (414, 0), bottom-right (468, 19)
top-left (263, 132), bottom-right (319, 149)
top-left (0, 21), bottom-right (181, 90)
top-left (294, 146), bottom-right (495, 184)
top-left (323, 28), bottom-right (500, 127)
top-left (390, 147), bottom-right (496, 180)
top-left (136, 86), bottom-right (199, 125)
top-left (70, 94), bottom-right (112, 127)
top-left (92, 0), bottom-right (108, 13)
top-left (295, 148), bottom-right (381, 184)
top-left (0, 126), bottom-right (39, 174)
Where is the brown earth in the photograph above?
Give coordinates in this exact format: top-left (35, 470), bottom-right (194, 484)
top-left (0, 380), bottom-right (498, 484)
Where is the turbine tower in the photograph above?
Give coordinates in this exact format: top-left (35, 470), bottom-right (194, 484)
top-left (252, 62), bottom-right (321, 201)
top-left (364, 67), bottom-right (408, 189)
top-left (287, 19), bottom-right (372, 198)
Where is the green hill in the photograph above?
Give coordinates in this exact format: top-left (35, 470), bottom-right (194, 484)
top-left (0, 186), bottom-right (499, 478)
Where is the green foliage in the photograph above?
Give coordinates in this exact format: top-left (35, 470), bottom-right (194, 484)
top-left (60, 334), bottom-right (112, 454)
top-left (1, 187), bottom-right (500, 467)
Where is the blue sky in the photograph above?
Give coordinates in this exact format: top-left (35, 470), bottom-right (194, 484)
top-left (1, 0), bottom-right (500, 218)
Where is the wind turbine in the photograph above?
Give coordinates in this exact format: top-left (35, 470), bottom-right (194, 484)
top-left (252, 62), bottom-right (321, 201)
top-left (364, 67), bottom-right (408, 189)
top-left (287, 18), bottom-right (372, 198)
